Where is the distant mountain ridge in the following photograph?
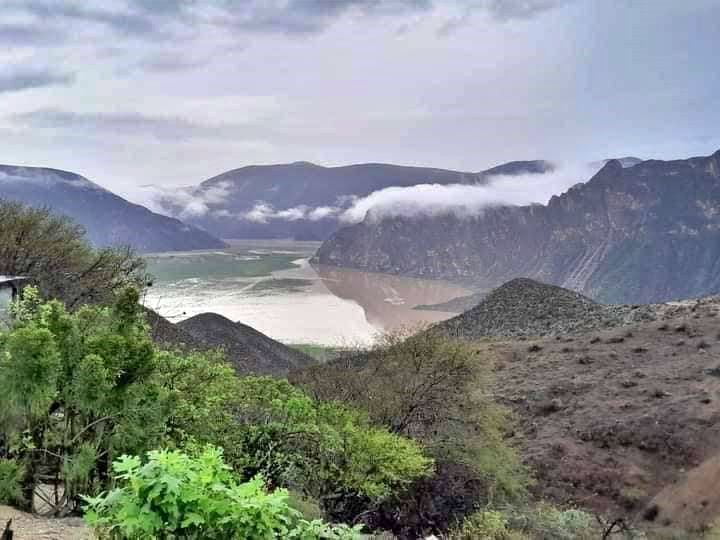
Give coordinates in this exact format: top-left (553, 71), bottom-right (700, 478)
top-left (0, 165), bottom-right (225, 252)
top-left (166, 159), bottom-right (553, 240)
top-left (316, 150), bottom-right (720, 304)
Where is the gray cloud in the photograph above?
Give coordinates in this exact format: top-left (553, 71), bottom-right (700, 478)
top-left (1, 0), bottom-right (718, 196)
top-left (4, 0), bottom-right (569, 46)
top-left (0, 68), bottom-right (74, 93)
top-left (135, 51), bottom-right (207, 73)
top-left (483, 0), bottom-right (573, 20)
top-left (8, 1), bottom-right (159, 37)
top-left (11, 109), bottom-right (224, 141)
top-left (0, 23), bottom-right (67, 45)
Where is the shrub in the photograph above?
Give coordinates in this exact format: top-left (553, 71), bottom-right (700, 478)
top-left (83, 447), bottom-right (364, 540)
top-left (450, 505), bottom-right (598, 540)
top-left (507, 504), bottom-right (598, 539)
top-left (450, 510), bottom-right (523, 539)
top-left (294, 330), bottom-right (530, 535)
top-left (227, 376), bottom-right (433, 520)
top-left (0, 459), bottom-right (24, 505)
top-left (0, 288), bottom-right (431, 521)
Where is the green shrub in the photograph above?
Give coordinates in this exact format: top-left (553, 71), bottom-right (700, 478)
top-left (295, 330), bottom-right (529, 534)
top-left (0, 199), bottom-right (146, 308)
top-left (507, 504), bottom-right (597, 539)
top-left (83, 446), bottom-right (364, 540)
top-left (450, 504), bottom-right (599, 540)
top-left (450, 509), bottom-right (524, 539)
top-left (0, 288), bottom-right (430, 522)
top-left (0, 458), bottom-right (24, 505)
top-left (228, 376), bottom-right (433, 520)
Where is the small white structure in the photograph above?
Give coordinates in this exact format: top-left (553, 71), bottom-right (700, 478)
top-left (0, 275), bottom-right (29, 319)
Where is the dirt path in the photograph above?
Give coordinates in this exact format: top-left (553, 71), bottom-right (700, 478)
top-left (0, 505), bottom-right (90, 540)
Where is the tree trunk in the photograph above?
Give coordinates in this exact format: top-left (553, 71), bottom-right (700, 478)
top-left (2, 519), bottom-right (14, 540)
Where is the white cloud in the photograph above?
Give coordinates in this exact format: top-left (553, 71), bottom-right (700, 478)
top-left (126, 180), bottom-right (234, 219)
top-left (141, 164), bottom-right (601, 225)
top-left (339, 163), bottom-right (600, 223)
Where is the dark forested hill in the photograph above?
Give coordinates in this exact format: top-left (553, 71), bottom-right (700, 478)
top-left (316, 150), bottom-right (720, 304)
top-left (0, 165), bottom-right (225, 253)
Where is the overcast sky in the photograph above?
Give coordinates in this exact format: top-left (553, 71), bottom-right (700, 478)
top-left (1, 0), bottom-right (719, 197)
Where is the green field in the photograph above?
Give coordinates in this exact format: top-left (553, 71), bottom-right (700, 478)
top-left (144, 251), bottom-right (303, 284)
top-left (288, 343), bottom-right (352, 362)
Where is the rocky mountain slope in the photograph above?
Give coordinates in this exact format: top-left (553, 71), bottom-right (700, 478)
top-left (0, 165), bottom-right (225, 252)
top-left (485, 295), bottom-right (720, 535)
top-left (169, 160), bottom-right (552, 240)
top-left (316, 150), bottom-right (720, 304)
top-left (436, 278), bottom-right (656, 339)
top-left (177, 312), bottom-right (314, 376)
top-left (145, 309), bottom-right (313, 376)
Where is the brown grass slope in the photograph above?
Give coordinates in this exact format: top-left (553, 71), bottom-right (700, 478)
top-left (484, 295), bottom-right (720, 534)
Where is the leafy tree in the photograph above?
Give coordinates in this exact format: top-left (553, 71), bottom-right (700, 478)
top-left (0, 286), bottom-right (169, 513)
top-left (156, 361), bottom-right (433, 522)
top-left (230, 377), bottom-right (432, 520)
top-left (0, 288), bottom-right (431, 525)
top-left (83, 446), bottom-right (365, 540)
top-left (0, 200), bottom-right (146, 308)
top-left (293, 329), bottom-right (530, 536)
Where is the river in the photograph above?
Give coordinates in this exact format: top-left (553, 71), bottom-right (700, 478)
top-left (143, 240), bottom-right (470, 346)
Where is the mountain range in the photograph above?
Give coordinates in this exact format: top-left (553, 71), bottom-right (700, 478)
top-left (315, 150), bottom-right (720, 304)
top-left (164, 159), bottom-right (553, 240)
top-left (0, 165), bottom-right (225, 253)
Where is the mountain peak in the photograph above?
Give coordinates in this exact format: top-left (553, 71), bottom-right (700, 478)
top-left (289, 161), bottom-right (321, 168)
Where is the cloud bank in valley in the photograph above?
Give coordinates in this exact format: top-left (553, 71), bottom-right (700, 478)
top-left (132, 163), bottom-right (600, 225)
top-left (127, 181), bottom-right (234, 219)
top-left (339, 163), bottom-right (599, 223)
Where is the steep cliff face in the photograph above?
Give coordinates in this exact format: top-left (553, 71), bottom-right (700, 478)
top-left (315, 150), bottom-right (720, 304)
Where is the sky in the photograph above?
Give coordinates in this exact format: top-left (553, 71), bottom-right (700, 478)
top-left (1, 0), bottom-right (719, 198)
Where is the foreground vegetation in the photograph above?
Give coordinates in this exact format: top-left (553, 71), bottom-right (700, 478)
top-left (83, 447), bottom-right (364, 539)
top-left (0, 200), bottom-right (640, 538)
top-left (0, 290), bottom-right (609, 538)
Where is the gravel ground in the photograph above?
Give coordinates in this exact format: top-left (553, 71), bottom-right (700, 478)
top-left (0, 506), bottom-right (90, 540)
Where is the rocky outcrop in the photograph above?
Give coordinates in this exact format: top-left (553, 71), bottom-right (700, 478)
top-left (436, 278), bottom-right (655, 339)
top-left (316, 150), bottom-right (720, 304)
